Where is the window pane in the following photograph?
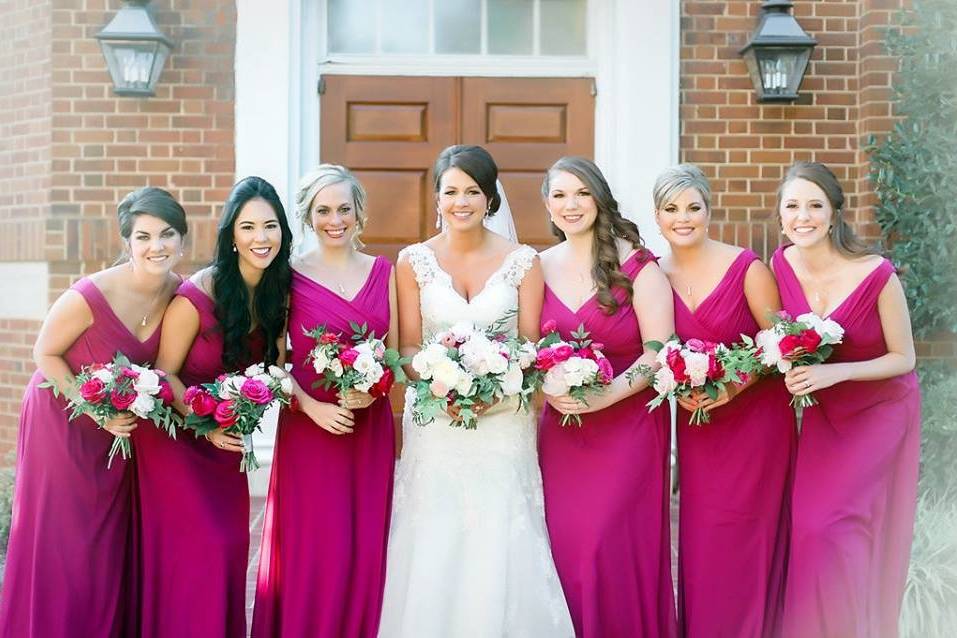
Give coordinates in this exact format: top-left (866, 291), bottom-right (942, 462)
top-left (328, 0), bottom-right (376, 53)
top-left (435, 0), bottom-right (481, 54)
top-left (540, 0), bottom-right (587, 56)
top-left (381, 0), bottom-right (429, 54)
top-left (488, 0), bottom-right (533, 55)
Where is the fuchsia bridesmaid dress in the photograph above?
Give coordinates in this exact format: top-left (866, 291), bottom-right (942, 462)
top-left (252, 257), bottom-right (395, 638)
top-left (0, 278), bottom-right (161, 638)
top-left (773, 246), bottom-right (920, 638)
top-left (673, 249), bottom-right (796, 638)
top-left (132, 279), bottom-right (263, 638)
top-left (538, 250), bottom-right (678, 638)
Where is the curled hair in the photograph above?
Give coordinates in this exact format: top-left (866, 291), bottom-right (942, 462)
top-left (653, 164), bottom-right (712, 213)
top-left (296, 164), bottom-right (368, 247)
top-left (776, 161), bottom-right (878, 257)
top-left (212, 177), bottom-right (292, 369)
top-left (433, 145), bottom-right (501, 216)
top-left (116, 187), bottom-right (188, 260)
top-left (542, 156), bottom-right (645, 314)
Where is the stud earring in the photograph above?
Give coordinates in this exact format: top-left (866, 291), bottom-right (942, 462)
top-left (232, 244), bottom-right (237, 252)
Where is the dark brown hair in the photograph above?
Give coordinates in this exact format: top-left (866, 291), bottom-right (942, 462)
top-left (542, 156), bottom-right (645, 314)
top-left (433, 145), bottom-right (501, 216)
top-left (777, 161), bottom-right (878, 257)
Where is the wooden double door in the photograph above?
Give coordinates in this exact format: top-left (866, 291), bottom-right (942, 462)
top-left (320, 76), bottom-right (595, 259)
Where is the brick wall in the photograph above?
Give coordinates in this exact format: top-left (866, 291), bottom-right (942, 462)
top-left (0, 0), bottom-right (236, 453)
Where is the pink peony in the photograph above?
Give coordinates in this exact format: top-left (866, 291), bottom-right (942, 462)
top-left (597, 356), bottom-right (614, 383)
top-left (542, 319), bottom-right (558, 334)
top-left (339, 348), bottom-right (360, 366)
top-left (110, 387), bottom-right (136, 411)
top-left (213, 400), bottom-right (239, 428)
top-left (552, 343), bottom-right (574, 364)
top-left (240, 378), bottom-right (273, 405)
top-left (79, 377), bottom-right (107, 404)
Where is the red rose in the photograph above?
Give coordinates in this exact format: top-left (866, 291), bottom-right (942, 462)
top-left (542, 319), bottom-right (558, 334)
top-left (240, 378), bottom-right (273, 405)
top-left (706, 352), bottom-right (724, 380)
top-left (597, 356), bottom-right (614, 383)
top-left (184, 386), bottom-right (218, 417)
top-left (779, 335), bottom-right (803, 357)
top-left (110, 387), bottom-right (136, 411)
top-left (157, 381), bottom-right (174, 405)
top-left (666, 347), bottom-right (689, 383)
top-left (79, 377), bottom-right (107, 404)
top-left (798, 329), bottom-right (822, 354)
top-left (577, 347), bottom-right (597, 361)
top-left (319, 331), bottom-right (340, 345)
top-left (535, 348), bottom-right (558, 371)
top-left (370, 367), bottom-right (395, 398)
top-left (213, 400), bottom-right (239, 428)
top-left (339, 348), bottom-right (360, 366)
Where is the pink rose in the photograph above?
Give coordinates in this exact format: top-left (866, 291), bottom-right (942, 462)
top-left (120, 367), bottom-right (139, 379)
top-left (552, 344), bottom-right (574, 364)
top-left (535, 348), bottom-right (558, 371)
top-left (79, 377), bottom-right (107, 404)
top-left (590, 342), bottom-right (605, 352)
top-left (685, 338), bottom-right (708, 353)
top-left (240, 378), bottom-right (272, 405)
top-left (110, 387), bottom-right (136, 411)
top-left (542, 319), bottom-right (558, 334)
top-left (184, 386), bottom-right (218, 417)
top-left (213, 400), bottom-right (239, 428)
top-left (577, 347), bottom-right (596, 361)
top-left (157, 381), bottom-right (174, 405)
top-left (429, 379), bottom-right (450, 398)
top-left (339, 348), bottom-right (360, 366)
top-left (597, 356), bottom-right (614, 384)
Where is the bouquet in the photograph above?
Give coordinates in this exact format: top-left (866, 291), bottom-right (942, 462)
top-left (755, 311), bottom-right (845, 408)
top-left (182, 363), bottom-right (293, 472)
top-left (303, 321), bottom-right (407, 401)
top-left (646, 337), bottom-right (762, 425)
top-left (43, 353), bottom-right (179, 467)
top-left (409, 318), bottom-right (534, 429)
top-left (526, 321), bottom-right (614, 426)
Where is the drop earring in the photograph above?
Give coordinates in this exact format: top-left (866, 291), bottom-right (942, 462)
top-left (232, 244), bottom-right (237, 252)
top-left (435, 210), bottom-right (442, 230)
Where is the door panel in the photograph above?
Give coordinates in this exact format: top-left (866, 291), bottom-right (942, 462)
top-left (320, 75), bottom-right (595, 254)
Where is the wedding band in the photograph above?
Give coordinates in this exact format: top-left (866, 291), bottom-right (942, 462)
top-left (804, 382), bottom-right (810, 390)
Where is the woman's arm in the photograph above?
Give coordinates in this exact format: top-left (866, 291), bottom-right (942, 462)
top-left (516, 256), bottom-right (545, 342)
top-left (395, 255), bottom-right (423, 381)
top-left (785, 273), bottom-right (916, 395)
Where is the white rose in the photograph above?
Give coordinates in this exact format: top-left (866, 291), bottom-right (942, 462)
top-left (132, 368), bottom-right (161, 396)
top-left (655, 341), bottom-right (681, 366)
top-left (517, 342), bottom-right (537, 369)
top-left (218, 375), bottom-right (245, 399)
top-left (455, 371), bottom-right (474, 397)
top-left (253, 373), bottom-right (273, 386)
top-left (501, 363), bottom-right (523, 396)
top-left (92, 368), bottom-right (113, 383)
top-left (353, 353), bottom-right (377, 376)
top-left (130, 393), bottom-right (156, 419)
top-left (797, 312), bottom-right (845, 345)
top-left (653, 366), bottom-right (678, 395)
top-left (327, 358), bottom-right (344, 378)
top-left (412, 343), bottom-right (447, 379)
top-left (310, 349), bottom-right (330, 374)
top-left (486, 350), bottom-right (509, 375)
top-left (683, 351), bottom-right (710, 387)
top-left (355, 362), bottom-right (383, 393)
top-left (268, 365), bottom-right (286, 379)
top-left (542, 366), bottom-right (570, 396)
top-left (353, 342), bottom-right (375, 357)
top-left (279, 377), bottom-right (293, 395)
top-left (244, 363), bottom-right (265, 377)
top-left (755, 328), bottom-right (783, 368)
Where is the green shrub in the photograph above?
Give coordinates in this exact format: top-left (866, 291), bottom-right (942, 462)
top-left (867, 0), bottom-right (957, 338)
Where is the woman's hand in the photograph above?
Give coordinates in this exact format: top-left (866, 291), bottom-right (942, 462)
top-left (446, 397), bottom-right (498, 423)
top-left (678, 384), bottom-right (738, 415)
top-left (101, 412), bottom-right (138, 438)
top-left (339, 389), bottom-right (375, 410)
top-left (301, 395), bottom-right (355, 435)
top-left (546, 384), bottom-right (621, 417)
top-left (206, 429), bottom-right (243, 453)
top-left (785, 364), bottom-right (844, 396)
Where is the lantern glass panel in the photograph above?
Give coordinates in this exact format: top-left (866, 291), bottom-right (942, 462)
top-left (100, 40), bottom-right (168, 95)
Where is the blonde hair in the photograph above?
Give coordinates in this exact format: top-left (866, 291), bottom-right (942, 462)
top-left (652, 163), bottom-right (712, 212)
top-left (296, 164), bottom-right (368, 248)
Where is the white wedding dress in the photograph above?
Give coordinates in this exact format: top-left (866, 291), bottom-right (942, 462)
top-left (378, 243), bottom-right (574, 638)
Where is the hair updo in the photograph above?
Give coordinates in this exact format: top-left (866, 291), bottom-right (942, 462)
top-left (296, 164), bottom-right (368, 245)
top-left (652, 164), bottom-right (712, 213)
top-left (117, 187), bottom-right (188, 239)
top-left (433, 145), bottom-right (501, 216)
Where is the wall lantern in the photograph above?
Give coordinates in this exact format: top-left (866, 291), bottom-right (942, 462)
top-left (95, 0), bottom-right (173, 97)
top-left (739, 0), bottom-right (817, 103)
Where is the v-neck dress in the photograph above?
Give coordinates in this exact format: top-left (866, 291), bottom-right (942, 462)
top-left (0, 277), bottom-right (162, 638)
top-left (131, 279), bottom-right (264, 638)
top-left (772, 246), bottom-right (920, 638)
top-left (252, 256), bottom-right (395, 638)
top-left (538, 250), bottom-right (678, 638)
top-left (673, 249), bottom-right (795, 638)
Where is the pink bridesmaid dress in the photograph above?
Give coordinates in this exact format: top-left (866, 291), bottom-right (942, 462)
top-left (0, 278), bottom-right (161, 638)
top-left (772, 246), bottom-right (921, 638)
top-left (673, 249), bottom-right (796, 638)
top-left (538, 250), bottom-right (678, 638)
top-left (131, 279), bottom-right (263, 638)
top-left (252, 257), bottom-right (395, 638)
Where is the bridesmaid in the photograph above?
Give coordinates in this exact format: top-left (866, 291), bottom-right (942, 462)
top-left (252, 165), bottom-right (397, 637)
top-left (653, 164), bottom-right (795, 638)
top-left (0, 188), bottom-right (186, 638)
top-left (772, 162), bottom-right (920, 638)
top-left (132, 176), bottom-right (292, 638)
top-left (538, 156), bottom-right (677, 638)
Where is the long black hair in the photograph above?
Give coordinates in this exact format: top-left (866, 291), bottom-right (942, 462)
top-left (212, 176), bottom-right (292, 369)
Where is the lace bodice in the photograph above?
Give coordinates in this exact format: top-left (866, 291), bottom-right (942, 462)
top-left (400, 243), bottom-right (538, 341)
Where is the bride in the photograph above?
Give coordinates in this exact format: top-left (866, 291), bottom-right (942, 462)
top-left (379, 145), bottom-right (574, 637)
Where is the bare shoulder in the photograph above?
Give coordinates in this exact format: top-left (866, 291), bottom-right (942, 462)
top-left (189, 266), bottom-right (215, 296)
